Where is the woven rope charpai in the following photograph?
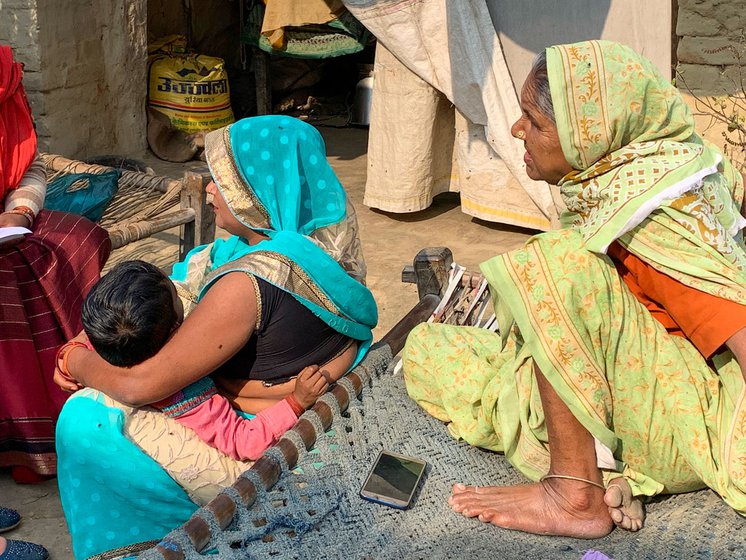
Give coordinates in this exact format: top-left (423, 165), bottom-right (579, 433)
top-left (136, 346), bottom-right (389, 560)
top-left (139, 348), bottom-right (745, 560)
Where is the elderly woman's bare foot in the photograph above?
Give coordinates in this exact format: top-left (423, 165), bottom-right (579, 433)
top-left (448, 479), bottom-right (614, 538)
top-left (604, 477), bottom-right (644, 531)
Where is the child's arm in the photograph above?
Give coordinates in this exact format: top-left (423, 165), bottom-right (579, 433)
top-left (153, 366), bottom-right (328, 461)
top-left (214, 341), bottom-right (358, 414)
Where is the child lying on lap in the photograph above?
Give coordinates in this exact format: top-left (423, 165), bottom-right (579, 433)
top-left (80, 260), bottom-right (329, 461)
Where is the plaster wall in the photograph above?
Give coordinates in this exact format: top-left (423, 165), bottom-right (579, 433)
top-left (0, 0), bottom-right (43, 129)
top-left (0, 0), bottom-right (147, 158)
top-left (487, 0), bottom-right (673, 89)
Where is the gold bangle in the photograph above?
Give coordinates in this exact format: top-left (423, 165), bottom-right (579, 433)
top-left (8, 206), bottom-right (35, 228)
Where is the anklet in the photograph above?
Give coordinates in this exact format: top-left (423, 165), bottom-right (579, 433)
top-left (540, 474), bottom-right (605, 490)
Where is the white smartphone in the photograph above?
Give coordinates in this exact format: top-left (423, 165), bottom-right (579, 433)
top-left (359, 449), bottom-right (427, 510)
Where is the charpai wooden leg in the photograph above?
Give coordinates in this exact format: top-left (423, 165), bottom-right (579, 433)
top-left (253, 47), bottom-right (272, 115)
top-left (179, 170), bottom-right (215, 259)
top-left (401, 247), bottom-right (454, 300)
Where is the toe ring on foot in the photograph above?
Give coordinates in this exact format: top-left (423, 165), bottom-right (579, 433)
top-left (540, 474), bottom-right (605, 490)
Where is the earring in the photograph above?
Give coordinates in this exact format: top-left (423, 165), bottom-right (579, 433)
top-left (515, 130), bottom-right (525, 140)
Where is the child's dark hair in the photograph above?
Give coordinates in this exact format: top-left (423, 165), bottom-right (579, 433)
top-left (82, 260), bottom-right (178, 367)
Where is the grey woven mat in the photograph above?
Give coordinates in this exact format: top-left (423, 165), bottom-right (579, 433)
top-left (167, 357), bottom-right (746, 560)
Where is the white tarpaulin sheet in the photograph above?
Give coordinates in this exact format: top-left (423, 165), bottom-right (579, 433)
top-left (344, 0), bottom-right (559, 230)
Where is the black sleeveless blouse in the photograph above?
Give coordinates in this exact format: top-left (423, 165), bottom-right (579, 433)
top-left (214, 277), bottom-right (352, 384)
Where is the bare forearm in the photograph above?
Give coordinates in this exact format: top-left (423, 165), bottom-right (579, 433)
top-left (68, 347), bottom-right (211, 406)
top-left (67, 272), bottom-right (258, 405)
top-left (320, 341), bottom-right (358, 383)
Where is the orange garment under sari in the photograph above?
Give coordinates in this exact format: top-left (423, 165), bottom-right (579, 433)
top-left (608, 242), bottom-right (746, 359)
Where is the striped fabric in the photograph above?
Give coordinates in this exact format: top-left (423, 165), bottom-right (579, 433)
top-left (151, 377), bottom-right (218, 418)
top-left (0, 210), bottom-right (110, 476)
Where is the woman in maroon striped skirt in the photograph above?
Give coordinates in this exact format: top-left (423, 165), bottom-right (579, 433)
top-left (0, 44), bottom-right (110, 482)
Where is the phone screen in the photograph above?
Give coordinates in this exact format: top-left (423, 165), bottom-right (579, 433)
top-left (360, 450), bottom-right (427, 509)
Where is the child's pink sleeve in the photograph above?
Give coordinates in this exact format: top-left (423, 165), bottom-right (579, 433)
top-left (175, 395), bottom-right (299, 461)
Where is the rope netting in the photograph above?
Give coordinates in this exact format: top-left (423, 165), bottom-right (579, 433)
top-left (42, 154), bottom-right (186, 250)
top-left (137, 341), bottom-right (744, 560)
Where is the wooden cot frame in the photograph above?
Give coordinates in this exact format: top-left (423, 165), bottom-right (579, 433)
top-left (41, 154), bottom-right (216, 260)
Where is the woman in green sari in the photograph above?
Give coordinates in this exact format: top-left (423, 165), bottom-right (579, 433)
top-left (403, 40), bottom-right (746, 538)
top-left (53, 115), bottom-right (378, 558)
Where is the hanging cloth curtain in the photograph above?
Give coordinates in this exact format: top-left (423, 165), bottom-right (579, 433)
top-left (341, 0), bottom-right (561, 231)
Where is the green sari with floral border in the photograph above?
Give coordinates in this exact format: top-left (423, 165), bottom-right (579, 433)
top-left (402, 40), bottom-right (746, 512)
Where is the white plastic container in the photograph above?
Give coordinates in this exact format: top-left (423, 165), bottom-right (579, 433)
top-left (351, 74), bottom-right (374, 127)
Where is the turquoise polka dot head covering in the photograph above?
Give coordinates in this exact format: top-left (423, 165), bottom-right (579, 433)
top-left (205, 115), bottom-right (347, 236)
top-left (197, 115), bottom-right (377, 351)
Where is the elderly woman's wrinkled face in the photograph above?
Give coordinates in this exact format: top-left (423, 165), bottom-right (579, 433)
top-left (511, 77), bottom-right (573, 185)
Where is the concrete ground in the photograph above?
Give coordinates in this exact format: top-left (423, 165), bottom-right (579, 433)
top-left (0, 125), bottom-right (533, 558)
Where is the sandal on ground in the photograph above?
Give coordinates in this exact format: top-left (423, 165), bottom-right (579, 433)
top-left (0, 509), bottom-right (20, 533)
top-left (0, 540), bottom-right (49, 560)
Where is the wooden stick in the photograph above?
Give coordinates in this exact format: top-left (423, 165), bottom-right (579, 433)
top-left (276, 438), bottom-right (300, 470)
top-left (179, 171), bottom-right (215, 259)
top-left (206, 494), bottom-right (238, 530)
top-left (182, 516), bottom-right (211, 552)
top-left (413, 247), bottom-right (453, 300)
top-left (233, 476), bottom-right (258, 506)
top-left (108, 208), bottom-right (195, 250)
top-left (380, 294), bottom-right (440, 356)
top-left (253, 47), bottom-right (272, 115)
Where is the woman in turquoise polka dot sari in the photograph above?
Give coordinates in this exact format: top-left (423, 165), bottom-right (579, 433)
top-left (54, 116), bottom-right (378, 559)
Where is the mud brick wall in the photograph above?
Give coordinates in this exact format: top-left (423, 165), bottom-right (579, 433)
top-left (0, 0), bottom-right (43, 124)
top-left (4, 0), bottom-right (744, 154)
top-left (0, 0), bottom-right (147, 158)
top-left (676, 0), bottom-right (746, 95)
